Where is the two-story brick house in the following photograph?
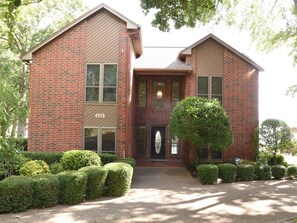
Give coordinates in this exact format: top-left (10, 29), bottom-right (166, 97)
top-left (21, 4), bottom-right (263, 166)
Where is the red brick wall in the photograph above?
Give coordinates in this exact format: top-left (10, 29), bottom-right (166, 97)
top-left (28, 21), bottom-right (87, 152)
top-left (116, 22), bottom-right (130, 158)
top-left (223, 49), bottom-right (259, 161)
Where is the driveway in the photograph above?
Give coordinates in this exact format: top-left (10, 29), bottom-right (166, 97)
top-left (1, 167), bottom-right (297, 223)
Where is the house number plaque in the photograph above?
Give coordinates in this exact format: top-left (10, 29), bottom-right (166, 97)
top-left (95, 113), bottom-right (105, 119)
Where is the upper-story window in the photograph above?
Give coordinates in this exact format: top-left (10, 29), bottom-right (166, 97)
top-left (86, 63), bottom-right (117, 103)
top-left (197, 76), bottom-right (223, 103)
top-left (153, 81), bottom-right (166, 109)
top-left (172, 81), bottom-right (180, 107)
top-left (138, 81), bottom-right (146, 108)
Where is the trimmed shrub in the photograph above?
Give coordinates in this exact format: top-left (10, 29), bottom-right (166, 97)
top-left (114, 158), bottom-right (136, 170)
top-left (49, 163), bottom-right (64, 174)
top-left (196, 164), bottom-right (218, 185)
top-left (0, 176), bottom-right (34, 213)
top-left (268, 154), bottom-right (285, 166)
top-left (256, 165), bottom-right (271, 180)
top-left (31, 174), bottom-right (59, 208)
top-left (23, 152), bottom-right (63, 165)
top-left (271, 165), bottom-right (286, 180)
top-left (61, 150), bottom-right (101, 170)
top-left (99, 153), bottom-right (117, 165)
top-left (218, 163), bottom-right (236, 183)
top-left (104, 163), bottom-right (133, 197)
top-left (78, 166), bottom-right (108, 200)
top-left (287, 165), bottom-right (297, 178)
top-left (57, 171), bottom-right (87, 205)
top-left (20, 160), bottom-right (50, 176)
top-left (236, 164), bottom-right (254, 181)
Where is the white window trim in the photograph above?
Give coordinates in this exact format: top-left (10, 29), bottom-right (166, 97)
top-left (83, 127), bottom-right (117, 154)
top-left (85, 63), bottom-right (118, 103)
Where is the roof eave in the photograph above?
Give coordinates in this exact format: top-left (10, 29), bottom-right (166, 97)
top-left (20, 3), bottom-right (140, 61)
top-left (179, 34), bottom-right (264, 72)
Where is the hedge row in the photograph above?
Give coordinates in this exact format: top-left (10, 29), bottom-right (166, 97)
top-left (0, 163), bottom-right (133, 213)
top-left (23, 152), bottom-right (119, 166)
top-left (197, 163), bottom-right (297, 185)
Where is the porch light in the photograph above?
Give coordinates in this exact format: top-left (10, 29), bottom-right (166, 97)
top-left (157, 90), bottom-right (163, 99)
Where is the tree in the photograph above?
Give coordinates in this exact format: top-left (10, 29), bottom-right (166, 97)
top-left (0, 0), bottom-right (88, 137)
top-left (259, 119), bottom-right (294, 164)
top-left (169, 97), bottom-right (233, 160)
top-left (140, 0), bottom-right (233, 32)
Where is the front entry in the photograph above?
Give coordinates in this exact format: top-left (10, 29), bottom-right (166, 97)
top-left (151, 126), bottom-right (166, 159)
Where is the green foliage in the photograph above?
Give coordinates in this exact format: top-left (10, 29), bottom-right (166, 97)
top-left (98, 153), bottom-right (117, 165)
top-left (0, 176), bottom-right (34, 213)
top-left (140, 0), bottom-right (233, 31)
top-left (196, 164), bottom-right (218, 185)
top-left (169, 97), bottom-right (233, 156)
top-left (271, 165), bottom-right (286, 180)
top-left (236, 164), bottom-right (254, 181)
top-left (0, 139), bottom-right (27, 178)
top-left (218, 163), bottom-right (236, 183)
top-left (20, 160), bottom-right (50, 176)
top-left (57, 171), bottom-right (87, 205)
top-left (0, 138), bottom-right (28, 150)
top-left (268, 154), bottom-right (285, 166)
top-left (287, 165), bottom-right (297, 178)
top-left (31, 173), bottom-right (59, 208)
top-left (186, 160), bottom-right (198, 172)
top-left (114, 158), bottom-right (136, 170)
top-left (256, 165), bottom-right (271, 180)
top-left (104, 163), bottom-right (133, 197)
top-left (78, 166), bottom-right (108, 200)
top-left (23, 152), bottom-right (63, 165)
top-left (259, 119), bottom-right (294, 165)
top-left (0, 0), bottom-right (88, 137)
top-left (60, 150), bottom-right (101, 170)
top-left (49, 162), bottom-right (64, 174)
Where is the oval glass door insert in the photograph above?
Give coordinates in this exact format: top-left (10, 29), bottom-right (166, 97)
top-left (155, 131), bottom-right (161, 154)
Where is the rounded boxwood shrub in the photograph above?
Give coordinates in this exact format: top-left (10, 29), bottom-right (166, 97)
top-left (271, 165), bottom-right (286, 180)
top-left (31, 174), bottom-right (59, 208)
top-left (20, 160), bottom-right (50, 176)
top-left (78, 166), bottom-right (108, 200)
top-left (60, 150), bottom-right (101, 170)
top-left (23, 152), bottom-right (63, 165)
top-left (236, 164), bottom-right (254, 181)
top-left (50, 162), bottom-right (64, 174)
top-left (218, 163), bottom-right (236, 183)
top-left (104, 163), bottom-right (133, 197)
top-left (114, 158), bottom-right (136, 170)
top-left (0, 176), bottom-right (34, 213)
top-left (256, 165), bottom-right (271, 180)
top-left (99, 153), bottom-right (117, 165)
top-left (287, 165), bottom-right (297, 178)
top-left (57, 171), bottom-right (87, 205)
top-left (196, 164), bottom-right (218, 185)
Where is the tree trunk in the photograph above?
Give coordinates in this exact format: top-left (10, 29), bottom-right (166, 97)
top-left (17, 63), bottom-right (29, 138)
top-left (294, 0), bottom-right (297, 10)
top-left (10, 121), bottom-right (17, 137)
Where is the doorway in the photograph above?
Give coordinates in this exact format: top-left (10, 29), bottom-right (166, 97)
top-left (151, 126), bottom-right (166, 159)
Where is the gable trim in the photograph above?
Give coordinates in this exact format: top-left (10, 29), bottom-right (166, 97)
top-left (179, 34), bottom-right (264, 72)
top-left (21, 3), bottom-right (141, 61)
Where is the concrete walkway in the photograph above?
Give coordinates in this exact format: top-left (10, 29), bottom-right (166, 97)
top-left (1, 167), bottom-right (297, 223)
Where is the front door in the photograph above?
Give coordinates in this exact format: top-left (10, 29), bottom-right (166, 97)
top-left (151, 126), bottom-right (166, 159)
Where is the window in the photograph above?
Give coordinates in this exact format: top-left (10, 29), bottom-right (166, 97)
top-left (153, 81), bottom-right (166, 109)
top-left (198, 145), bottom-right (222, 161)
top-left (197, 76), bottom-right (223, 103)
top-left (172, 82), bottom-right (180, 107)
top-left (138, 81), bottom-right (146, 108)
top-left (136, 126), bottom-right (146, 156)
top-left (84, 127), bottom-right (116, 153)
top-left (171, 137), bottom-right (179, 155)
top-left (85, 64), bottom-right (117, 102)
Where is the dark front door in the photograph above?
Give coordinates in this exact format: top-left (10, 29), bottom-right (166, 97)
top-left (151, 126), bottom-right (166, 159)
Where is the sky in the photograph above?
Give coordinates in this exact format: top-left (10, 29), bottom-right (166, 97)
top-left (85, 0), bottom-right (297, 127)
